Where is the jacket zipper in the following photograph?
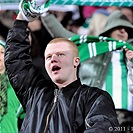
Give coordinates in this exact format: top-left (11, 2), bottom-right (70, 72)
top-left (43, 89), bottom-right (59, 133)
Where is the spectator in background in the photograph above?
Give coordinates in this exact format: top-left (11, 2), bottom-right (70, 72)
top-left (88, 6), bottom-right (119, 36)
top-left (0, 38), bottom-right (24, 133)
top-left (77, 6), bottom-right (119, 36)
top-left (79, 10), bottom-right (133, 129)
top-left (120, 6), bottom-right (133, 98)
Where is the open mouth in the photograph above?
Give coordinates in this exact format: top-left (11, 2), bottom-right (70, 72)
top-left (52, 65), bottom-right (61, 72)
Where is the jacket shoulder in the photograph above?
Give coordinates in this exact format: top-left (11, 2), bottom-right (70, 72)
top-left (81, 84), bottom-right (112, 101)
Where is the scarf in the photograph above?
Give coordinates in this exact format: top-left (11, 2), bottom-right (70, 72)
top-left (0, 73), bottom-right (8, 121)
top-left (69, 35), bottom-right (133, 63)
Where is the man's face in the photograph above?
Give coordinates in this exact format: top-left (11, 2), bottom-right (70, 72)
top-left (45, 42), bottom-right (79, 85)
top-left (110, 27), bottom-right (128, 41)
top-left (0, 45), bottom-right (5, 72)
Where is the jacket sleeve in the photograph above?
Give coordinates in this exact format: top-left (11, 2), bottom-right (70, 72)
top-left (5, 20), bottom-right (44, 108)
top-left (41, 14), bottom-right (75, 38)
top-left (84, 89), bottom-right (119, 133)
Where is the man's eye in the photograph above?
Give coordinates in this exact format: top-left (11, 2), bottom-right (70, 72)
top-left (46, 56), bottom-right (51, 60)
top-left (0, 51), bottom-right (4, 54)
top-left (58, 53), bottom-right (64, 56)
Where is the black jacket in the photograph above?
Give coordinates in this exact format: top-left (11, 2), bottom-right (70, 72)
top-left (5, 20), bottom-right (119, 133)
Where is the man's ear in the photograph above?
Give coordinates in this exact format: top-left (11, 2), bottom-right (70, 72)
top-left (74, 57), bottom-right (80, 67)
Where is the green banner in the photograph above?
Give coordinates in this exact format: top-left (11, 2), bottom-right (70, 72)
top-left (0, 0), bottom-right (132, 10)
top-left (52, 0), bottom-right (133, 6)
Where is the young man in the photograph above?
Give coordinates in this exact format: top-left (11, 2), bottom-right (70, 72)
top-left (5, 12), bottom-right (119, 133)
top-left (40, 10), bottom-right (133, 127)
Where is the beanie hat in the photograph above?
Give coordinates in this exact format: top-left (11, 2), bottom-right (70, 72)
top-left (0, 40), bottom-right (6, 48)
top-left (99, 10), bottom-right (133, 39)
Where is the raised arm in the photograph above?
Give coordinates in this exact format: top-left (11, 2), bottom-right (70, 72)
top-left (41, 13), bottom-right (76, 38)
top-left (5, 12), bottom-right (44, 107)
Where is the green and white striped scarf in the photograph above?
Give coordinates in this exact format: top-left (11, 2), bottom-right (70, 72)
top-left (69, 35), bottom-right (133, 63)
top-left (103, 50), bottom-right (133, 111)
top-left (69, 35), bottom-right (133, 111)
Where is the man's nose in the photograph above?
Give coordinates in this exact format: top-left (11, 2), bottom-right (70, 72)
top-left (51, 54), bottom-right (58, 62)
top-left (120, 28), bottom-right (126, 32)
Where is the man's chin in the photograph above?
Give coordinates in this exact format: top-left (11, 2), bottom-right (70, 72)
top-left (52, 77), bottom-right (62, 83)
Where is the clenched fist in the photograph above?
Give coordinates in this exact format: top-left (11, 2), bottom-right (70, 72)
top-left (19, 0), bottom-right (50, 22)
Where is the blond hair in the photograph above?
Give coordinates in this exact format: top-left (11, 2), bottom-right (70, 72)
top-left (47, 38), bottom-right (79, 57)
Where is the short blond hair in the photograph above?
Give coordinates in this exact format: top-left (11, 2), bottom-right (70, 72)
top-left (47, 38), bottom-right (79, 57)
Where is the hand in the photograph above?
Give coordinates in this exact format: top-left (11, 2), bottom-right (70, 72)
top-left (125, 48), bottom-right (133, 61)
top-left (19, 0), bottom-right (50, 22)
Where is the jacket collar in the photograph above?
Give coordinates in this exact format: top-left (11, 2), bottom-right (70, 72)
top-left (59, 78), bottom-right (82, 93)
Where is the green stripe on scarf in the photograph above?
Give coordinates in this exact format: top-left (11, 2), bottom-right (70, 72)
top-left (69, 35), bottom-right (133, 63)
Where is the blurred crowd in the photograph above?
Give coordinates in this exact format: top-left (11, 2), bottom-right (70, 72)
top-left (0, 5), bottom-right (133, 133)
